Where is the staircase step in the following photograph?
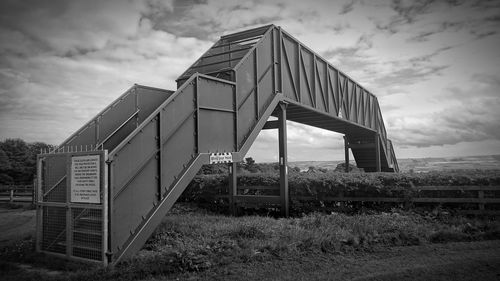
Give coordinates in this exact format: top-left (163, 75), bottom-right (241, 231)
top-left (78, 216), bottom-right (102, 223)
top-left (73, 227), bottom-right (102, 236)
top-left (57, 241), bottom-right (101, 252)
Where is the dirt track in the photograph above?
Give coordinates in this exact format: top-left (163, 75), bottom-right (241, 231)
top-left (190, 240), bottom-right (500, 281)
top-left (0, 207), bottom-right (36, 248)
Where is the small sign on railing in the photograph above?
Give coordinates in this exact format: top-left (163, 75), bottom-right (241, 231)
top-left (209, 152), bottom-right (233, 164)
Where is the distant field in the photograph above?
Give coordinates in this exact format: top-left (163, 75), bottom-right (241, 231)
top-left (289, 154), bottom-right (500, 172)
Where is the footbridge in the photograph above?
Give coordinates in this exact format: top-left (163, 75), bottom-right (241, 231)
top-left (36, 25), bottom-right (398, 265)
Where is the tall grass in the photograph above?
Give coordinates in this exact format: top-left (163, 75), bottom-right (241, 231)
top-left (1, 204), bottom-right (499, 281)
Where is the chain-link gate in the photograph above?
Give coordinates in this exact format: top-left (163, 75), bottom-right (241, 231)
top-left (36, 149), bottom-right (108, 264)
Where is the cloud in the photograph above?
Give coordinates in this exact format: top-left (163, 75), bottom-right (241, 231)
top-left (247, 121), bottom-right (346, 162)
top-left (339, 0), bottom-right (356, 15)
top-left (388, 73), bottom-right (500, 147)
top-left (143, 0), bottom-right (283, 40)
top-left (0, 0), bottom-right (499, 161)
top-left (0, 0), bottom-right (211, 144)
top-left (0, 0), bottom-right (146, 56)
top-left (372, 64), bottom-right (449, 91)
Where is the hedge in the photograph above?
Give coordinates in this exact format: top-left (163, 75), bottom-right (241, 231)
top-left (179, 170), bottom-right (500, 214)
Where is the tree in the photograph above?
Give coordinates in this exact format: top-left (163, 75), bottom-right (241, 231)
top-left (244, 157), bottom-right (258, 173)
top-left (245, 157), bottom-right (255, 166)
top-left (333, 162), bottom-right (363, 173)
top-left (0, 138), bottom-right (54, 184)
top-left (0, 148), bottom-right (13, 184)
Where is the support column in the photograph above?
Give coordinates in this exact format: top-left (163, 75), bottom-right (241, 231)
top-left (278, 102), bottom-right (289, 217)
top-left (375, 133), bottom-right (381, 172)
top-left (344, 136), bottom-right (349, 173)
top-left (228, 162), bottom-right (237, 216)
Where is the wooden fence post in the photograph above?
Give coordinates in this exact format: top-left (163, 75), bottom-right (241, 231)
top-left (478, 190), bottom-right (485, 213)
top-left (228, 162), bottom-right (237, 216)
top-left (338, 190), bottom-right (345, 210)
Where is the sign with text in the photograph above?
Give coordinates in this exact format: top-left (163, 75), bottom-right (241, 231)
top-left (209, 152), bottom-right (233, 164)
top-left (71, 155), bottom-right (100, 203)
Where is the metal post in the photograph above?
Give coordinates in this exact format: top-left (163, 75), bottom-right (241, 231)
top-left (344, 136), bottom-right (349, 173)
top-left (102, 150), bottom-right (109, 265)
top-left (278, 27), bottom-right (283, 93)
top-left (278, 102), bottom-right (289, 217)
top-left (107, 158), bottom-right (114, 263)
top-left (65, 154), bottom-right (72, 257)
top-left (32, 180), bottom-right (36, 205)
top-left (36, 156), bottom-right (43, 253)
top-left (375, 133), bottom-right (381, 172)
top-left (228, 162), bottom-right (237, 216)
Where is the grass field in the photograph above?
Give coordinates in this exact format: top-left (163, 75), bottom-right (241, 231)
top-left (1, 203), bottom-right (500, 281)
top-left (289, 155), bottom-right (500, 172)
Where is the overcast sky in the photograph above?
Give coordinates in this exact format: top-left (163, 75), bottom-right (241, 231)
top-left (0, 0), bottom-right (499, 162)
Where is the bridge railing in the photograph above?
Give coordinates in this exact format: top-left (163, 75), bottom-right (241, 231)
top-left (177, 24), bottom-right (398, 172)
top-left (56, 85), bottom-right (173, 153)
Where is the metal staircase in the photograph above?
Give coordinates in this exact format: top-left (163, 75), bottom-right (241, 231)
top-left (36, 24), bottom-right (398, 266)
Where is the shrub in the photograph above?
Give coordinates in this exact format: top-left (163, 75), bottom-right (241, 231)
top-left (179, 170), bottom-right (500, 214)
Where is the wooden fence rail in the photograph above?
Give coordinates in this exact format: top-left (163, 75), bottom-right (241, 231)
top-left (0, 184), bottom-right (35, 204)
top-left (218, 185), bottom-right (500, 215)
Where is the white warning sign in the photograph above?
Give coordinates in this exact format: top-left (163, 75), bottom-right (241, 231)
top-left (209, 153), bottom-right (233, 164)
top-left (71, 155), bottom-right (100, 203)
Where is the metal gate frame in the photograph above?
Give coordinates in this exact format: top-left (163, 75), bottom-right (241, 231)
top-left (36, 149), bottom-right (108, 265)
